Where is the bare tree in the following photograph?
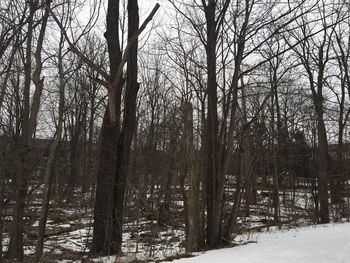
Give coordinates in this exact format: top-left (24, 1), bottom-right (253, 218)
top-left (90, 1), bottom-right (159, 255)
top-left (286, 1), bottom-right (346, 223)
top-left (6, 0), bottom-right (49, 258)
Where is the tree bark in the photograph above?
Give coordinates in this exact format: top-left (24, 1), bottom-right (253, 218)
top-left (91, 0), bottom-right (121, 254)
top-left (91, 109), bottom-right (119, 255)
top-left (111, 0), bottom-right (140, 254)
top-left (184, 101), bottom-right (204, 252)
top-left (205, 0), bottom-right (221, 248)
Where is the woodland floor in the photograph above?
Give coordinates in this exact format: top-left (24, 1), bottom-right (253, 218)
top-left (2, 181), bottom-right (350, 262)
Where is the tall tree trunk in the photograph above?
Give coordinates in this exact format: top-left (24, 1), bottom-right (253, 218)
top-left (316, 109), bottom-right (329, 223)
top-left (91, 0), bottom-right (158, 255)
top-left (92, 0), bottom-right (143, 255)
top-left (205, 0), bottom-right (221, 248)
top-left (34, 28), bottom-right (64, 261)
top-left (184, 101), bottom-right (204, 252)
top-left (91, 0), bottom-right (121, 254)
top-left (271, 82), bottom-right (280, 223)
top-left (111, 0), bottom-right (140, 254)
top-left (314, 46), bottom-right (330, 223)
top-left (6, 0), bottom-right (36, 258)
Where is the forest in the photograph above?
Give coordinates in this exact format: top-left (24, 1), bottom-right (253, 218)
top-left (1, 0), bottom-right (350, 262)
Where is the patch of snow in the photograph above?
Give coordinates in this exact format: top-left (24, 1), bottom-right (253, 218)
top-left (163, 223), bottom-right (350, 263)
top-left (92, 255), bottom-right (117, 263)
top-left (32, 219), bottom-right (55, 227)
top-left (59, 224), bottom-right (72, 228)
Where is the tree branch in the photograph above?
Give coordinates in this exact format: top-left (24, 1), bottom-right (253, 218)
top-left (46, 2), bottom-right (110, 86)
top-left (112, 3), bottom-right (160, 89)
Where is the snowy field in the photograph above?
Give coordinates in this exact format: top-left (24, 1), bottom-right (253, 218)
top-left (161, 223), bottom-right (350, 263)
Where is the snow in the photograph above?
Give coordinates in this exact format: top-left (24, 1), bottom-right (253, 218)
top-left (92, 255), bottom-right (117, 263)
top-left (162, 223), bottom-right (350, 263)
top-left (46, 221), bottom-right (350, 263)
top-left (46, 227), bottom-right (92, 252)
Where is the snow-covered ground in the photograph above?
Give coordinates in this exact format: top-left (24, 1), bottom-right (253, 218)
top-left (3, 187), bottom-right (349, 262)
top-left (162, 223), bottom-right (350, 263)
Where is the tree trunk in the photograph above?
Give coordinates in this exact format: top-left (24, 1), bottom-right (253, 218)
top-left (91, 0), bottom-right (141, 255)
top-left (205, 0), bottom-right (221, 248)
top-left (6, 0), bottom-right (36, 258)
top-left (91, 110), bottom-right (119, 255)
top-left (184, 101), bottom-right (204, 252)
top-left (332, 129), bottom-right (344, 204)
top-left (111, 0), bottom-right (140, 254)
top-left (34, 28), bottom-right (64, 261)
top-left (91, 0), bottom-right (121, 254)
top-left (0, 170), bottom-right (3, 263)
top-left (317, 110), bottom-right (329, 223)
top-left (6, 147), bottom-right (28, 260)
top-left (271, 87), bottom-right (280, 223)
top-left (223, 172), bottom-right (242, 241)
